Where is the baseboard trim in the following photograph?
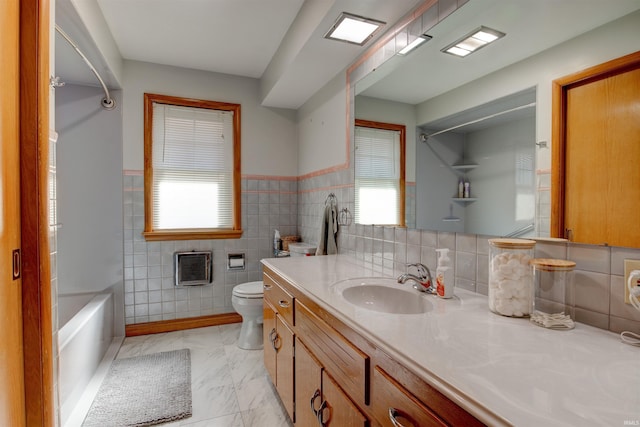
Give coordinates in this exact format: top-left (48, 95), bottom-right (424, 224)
top-left (125, 312), bottom-right (242, 337)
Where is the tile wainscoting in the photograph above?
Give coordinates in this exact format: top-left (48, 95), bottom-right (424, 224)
top-left (122, 171), bottom-right (299, 325)
top-left (124, 168), bottom-right (640, 335)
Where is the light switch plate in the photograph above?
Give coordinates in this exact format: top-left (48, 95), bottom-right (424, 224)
top-left (624, 259), bottom-right (640, 304)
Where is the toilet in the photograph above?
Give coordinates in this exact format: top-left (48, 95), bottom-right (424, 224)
top-left (231, 281), bottom-right (264, 350)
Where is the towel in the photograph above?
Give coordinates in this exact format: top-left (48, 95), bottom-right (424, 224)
top-left (316, 204), bottom-right (338, 255)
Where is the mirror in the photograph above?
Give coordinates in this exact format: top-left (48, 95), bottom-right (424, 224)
top-left (351, 0), bottom-right (640, 238)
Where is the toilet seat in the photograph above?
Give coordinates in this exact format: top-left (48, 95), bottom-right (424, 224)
top-left (232, 281), bottom-right (264, 299)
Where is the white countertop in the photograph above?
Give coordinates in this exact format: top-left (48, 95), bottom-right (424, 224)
top-left (262, 255), bottom-right (640, 427)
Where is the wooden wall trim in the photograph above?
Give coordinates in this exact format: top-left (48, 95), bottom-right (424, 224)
top-left (125, 313), bottom-right (242, 337)
top-left (19, 1), bottom-right (53, 426)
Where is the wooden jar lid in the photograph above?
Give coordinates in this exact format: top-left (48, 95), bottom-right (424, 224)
top-left (488, 238), bottom-right (536, 249)
top-left (529, 258), bottom-right (576, 271)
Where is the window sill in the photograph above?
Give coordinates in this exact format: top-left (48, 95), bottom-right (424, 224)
top-left (142, 229), bottom-right (243, 241)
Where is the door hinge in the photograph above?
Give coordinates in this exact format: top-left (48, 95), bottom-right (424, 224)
top-left (12, 249), bottom-right (21, 280)
top-left (564, 228), bottom-right (573, 241)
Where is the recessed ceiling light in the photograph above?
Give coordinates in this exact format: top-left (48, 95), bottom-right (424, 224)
top-left (442, 26), bottom-right (505, 58)
top-left (398, 34), bottom-right (433, 56)
top-left (324, 12), bottom-right (385, 46)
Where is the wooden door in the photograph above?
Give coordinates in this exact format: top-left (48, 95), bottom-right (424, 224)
top-left (0, 0), bottom-right (26, 425)
top-left (552, 51), bottom-right (640, 247)
top-left (294, 339), bottom-right (323, 426)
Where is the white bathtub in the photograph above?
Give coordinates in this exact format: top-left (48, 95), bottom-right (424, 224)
top-left (58, 292), bottom-right (114, 426)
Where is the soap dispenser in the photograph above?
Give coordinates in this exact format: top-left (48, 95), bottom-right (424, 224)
top-left (435, 249), bottom-right (454, 299)
top-left (273, 229), bottom-right (282, 255)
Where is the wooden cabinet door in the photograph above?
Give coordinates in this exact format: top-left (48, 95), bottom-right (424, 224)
top-left (320, 371), bottom-right (368, 427)
top-left (0, 1), bottom-right (26, 425)
top-left (296, 338), bottom-right (368, 427)
top-left (263, 301), bottom-right (277, 384)
top-left (295, 339), bottom-right (323, 426)
top-left (276, 315), bottom-right (295, 421)
top-left (371, 367), bottom-right (446, 427)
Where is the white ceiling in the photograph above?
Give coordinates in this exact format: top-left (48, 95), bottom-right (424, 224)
top-left (55, 0), bottom-right (640, 110)
top-left (356, 0), bottom-right (640, 105)
top-left (55, 0), bottom-right (423, 109)
top-left (96, 0), bottom-right (306, 80)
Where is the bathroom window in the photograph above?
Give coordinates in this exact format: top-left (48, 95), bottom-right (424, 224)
top-left (143, 93), bottom-right (242, 240)
top-left (354, 120), bottom-right (405, 226)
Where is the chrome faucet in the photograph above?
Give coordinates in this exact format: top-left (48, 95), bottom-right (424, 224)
top-left (397, 263), bottom-right (434, 293)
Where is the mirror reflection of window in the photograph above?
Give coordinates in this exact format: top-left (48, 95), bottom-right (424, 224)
top-left (515, 150), bottom-right (535, 222)
top-left (354, 121), bottom-right (405, 226)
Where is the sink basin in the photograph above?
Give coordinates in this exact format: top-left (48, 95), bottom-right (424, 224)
top-left (335, 278), bottom-right (431, 314)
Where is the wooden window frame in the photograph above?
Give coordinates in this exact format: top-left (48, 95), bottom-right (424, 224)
top-left (354, 119), bottom-right (406, 227)
top-left (143, 93), bottom-right (242, 241)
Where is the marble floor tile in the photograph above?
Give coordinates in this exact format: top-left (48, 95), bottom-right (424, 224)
top-left (182, 413), bottom-right (245, 427)
top-left (190, 383), bottom-right (240, 423)
top-left (77, 323), bottom-right (292, 427)
top-left (182, 325), bottom-right (224, 349)
top-left (234, 374), bottom-right (280, 412)
top-left (241, 403), bottom-right (291, 427)
top-left (224, 344), bottom-right (266, 385)
top-left (219, 323), bottom-right (243, 345)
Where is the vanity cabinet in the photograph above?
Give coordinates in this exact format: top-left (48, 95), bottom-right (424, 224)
top-left (263, 266), bottom-right (485, 427)
top-left (263, 275), bottom-right (295, 421)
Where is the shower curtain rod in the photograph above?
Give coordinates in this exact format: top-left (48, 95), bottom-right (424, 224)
top-left (420, 102), bottom-right (536, 141)
top-left (55, 24), bottom-right (116, 110)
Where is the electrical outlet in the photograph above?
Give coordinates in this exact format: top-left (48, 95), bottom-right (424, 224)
top-left (624, 259), bottom-right (640, 304)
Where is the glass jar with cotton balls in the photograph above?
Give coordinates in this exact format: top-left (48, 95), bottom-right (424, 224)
top-left (488, 238), bottom-right (536, 317)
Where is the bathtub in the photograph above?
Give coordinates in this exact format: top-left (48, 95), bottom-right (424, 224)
top-left (58, 292), bottom-right (115, 426)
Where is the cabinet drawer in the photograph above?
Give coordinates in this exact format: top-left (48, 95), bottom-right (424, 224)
top-left (372, 366), bottom-right (446, 427)
top-left (263, 273), bottom-right (294, 325)
top-left (296, 300), bottom-right (369, 405)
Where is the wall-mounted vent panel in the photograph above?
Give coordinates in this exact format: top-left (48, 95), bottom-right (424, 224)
top-left (174, 251), bottom-right (212, 286)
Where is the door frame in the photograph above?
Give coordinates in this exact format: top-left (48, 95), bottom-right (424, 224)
top-left (550, 50), bottom-right (640, 239)
top-left (20, 1), bottom-right (54, 426)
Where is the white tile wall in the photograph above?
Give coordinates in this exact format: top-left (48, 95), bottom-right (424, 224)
top-left (124, 166), bottom-right (640, 335)
top-left (297, 171), bottom-right (640, 336)
top-left (123, 173), bottom-right (298, 325)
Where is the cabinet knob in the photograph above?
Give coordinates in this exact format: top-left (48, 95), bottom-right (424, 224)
top-left (263, 283), bottom-right (273, 290)
top-left (278, 300), bottom-right (290, 308)
top-left (389, 407), bottom-right (412, 427)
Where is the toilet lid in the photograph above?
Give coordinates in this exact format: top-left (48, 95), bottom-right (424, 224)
top-left (233, 281), bottom-right (264, 298)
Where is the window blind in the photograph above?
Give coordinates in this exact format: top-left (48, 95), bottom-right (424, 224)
top-left (354, 126), bottom-right (401, 224)
top-left (151, 103), bottom-right (234, 229)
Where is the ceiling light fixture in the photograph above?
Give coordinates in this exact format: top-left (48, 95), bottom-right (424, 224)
top-left (398, 34), bottom-right (433, 55)
top-left (441, 26), bottom-right (505, 57)
top-left (324, 12), bottom-right (385, 46)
